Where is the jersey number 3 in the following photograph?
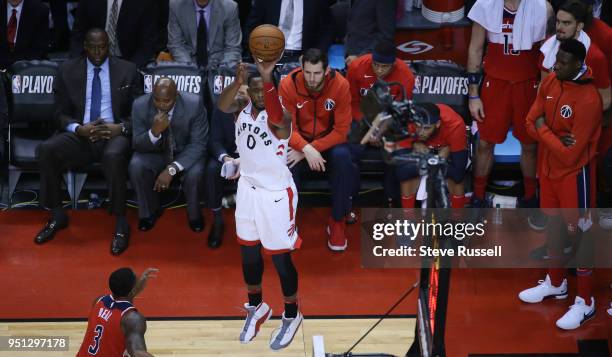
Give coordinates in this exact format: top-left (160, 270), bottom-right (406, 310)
top-left (88, 325), bottom-right (104, 355)
top-left (503, 34), bottom-right (520, 56)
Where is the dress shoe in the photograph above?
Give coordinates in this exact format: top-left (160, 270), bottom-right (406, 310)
top-left (208, 215), bottom-right (224, 248)
top-left (34, 219), bottom-right (67, 244)
top-left (138, 217), bottom-right (156, 231)
top-left (138, 209), bottom-right (163, 231)
top-left (189, 216), bottom-right (205, 233)
top-left (111, 230), bottom-right (130, 255)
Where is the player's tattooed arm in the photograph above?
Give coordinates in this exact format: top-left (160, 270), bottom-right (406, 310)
top-left (122, 311), bottom-right (154, 357)
top-left (219, 63), bottom-right (249, 114)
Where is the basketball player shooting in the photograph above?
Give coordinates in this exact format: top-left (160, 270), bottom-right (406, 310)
top-left (217, 58), bottom-right (303, 350)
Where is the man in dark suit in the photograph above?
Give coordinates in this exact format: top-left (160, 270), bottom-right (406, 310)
top-left (0, 0), bottom-right (49, 69)
top-left (70, 0), bottom-right (157, 68)
top-left (35, 28), bottom-right (141, 255)
top-left (244, 0), bottom-right (334, 63)
top-left (344, 0), bottom-right (397, 65)
top-left (129, 78), bottom-right (209, 233)
top-left (205, 107), bottom-right (237, 248)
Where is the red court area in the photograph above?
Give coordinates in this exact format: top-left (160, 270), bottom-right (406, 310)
top-left (1, 208), bottom-right (610, 356)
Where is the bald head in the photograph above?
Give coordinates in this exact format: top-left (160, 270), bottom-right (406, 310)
top-left (153, 78), bottom-right (178, 113)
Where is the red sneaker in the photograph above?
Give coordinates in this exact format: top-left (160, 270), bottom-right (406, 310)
top-left (326, 216), bottom-right (348, 251)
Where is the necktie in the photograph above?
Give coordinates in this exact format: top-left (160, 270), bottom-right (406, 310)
top-left (106, 0), bottom-right (120, 56)
top-left (90, 67), bottom-right (102, 123)
top-left (279, 0), bottom-right (294, 39)
top-left (163, 125), bottom-right (176, 164)
top-left (7, 9), bottom-right (17, 50)
top-left (196, 9), bottom-right (208, 67)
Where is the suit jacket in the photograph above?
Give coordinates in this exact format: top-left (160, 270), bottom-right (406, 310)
top-left (244, 0), bottom-right (334, 55)
top-left (70, 0), bottom-right (157, 68)
top-left (167, 0), bottom-right (242, 69)
top-left (0, 0), bottom-right (49, 69)
top-left (209, 107), bottom-right (236, 161)
top-left (345, 0), bottom-right (397, 56)
top-left (54, 56), bottom-right (141, 131)
top-left (132, 92), bottom-right (209, 171)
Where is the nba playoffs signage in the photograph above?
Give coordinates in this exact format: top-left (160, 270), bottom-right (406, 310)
top-left (143, 74), bottom-right (202, 94)
top-left (413, 75), bottom-right (468, 96)
top-left (11, 75), bottom-right (54, 94)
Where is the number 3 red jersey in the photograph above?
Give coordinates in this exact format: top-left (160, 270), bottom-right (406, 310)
top-left (77, 295), bottom-right (136, 357)
top-left (483, 7), bottom-right (540, 82)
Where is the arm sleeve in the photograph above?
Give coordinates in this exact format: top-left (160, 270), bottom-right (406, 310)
top-left (67, 123), bottom-right (79, 133)
top-left (222, 3), bottom-right (243, 68)
top-left (263, 82), bottom-right (284, 125)
top-left (175, 104), bottom-right (209, 170)
top-left (536, 97), bottom-right (602, 166)
top-left (280, 79), bottom-right (310, 151)
top-left (310, 80), bottom-right (352, 152)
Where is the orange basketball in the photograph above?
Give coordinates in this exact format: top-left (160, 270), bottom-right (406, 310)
top-left (249, 25), bottom-right (285, 62)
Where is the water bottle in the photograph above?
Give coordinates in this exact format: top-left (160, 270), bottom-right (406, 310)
top-left (492, 203), bottom-right (503, 225)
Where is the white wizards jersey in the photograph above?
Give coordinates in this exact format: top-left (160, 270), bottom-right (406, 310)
top-left (235, 102), bottom-right (293, 190)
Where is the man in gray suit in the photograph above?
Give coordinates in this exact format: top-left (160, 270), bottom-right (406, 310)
top-left (167, 0), bottom-right (242, 69)
top-left (129, 78), bottom-right (209, 232)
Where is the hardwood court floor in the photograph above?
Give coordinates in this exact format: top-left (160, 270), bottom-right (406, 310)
top-left (0, 318), bottom-right (415, 356)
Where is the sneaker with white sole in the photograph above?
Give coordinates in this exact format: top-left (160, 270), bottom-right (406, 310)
top-left (239, 302), bottom-right (272, 343)
top-left (518, 275), bottom-right (568, 303)
top-left (599, 208), bottom-right (612, 230)
top-left (269, 311), bottom-right (303, 350)
top-left (555, 296), bottom-right (595, 330)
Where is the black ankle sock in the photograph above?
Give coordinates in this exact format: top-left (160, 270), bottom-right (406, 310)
top-left (115, 215), bottom-right (128, 233)
top-left (51, 208), bottom-right (67, 223)
top-left (284, 302), bottom-right (298, 318)
top-left (248, 292), bottom-right (262, 307)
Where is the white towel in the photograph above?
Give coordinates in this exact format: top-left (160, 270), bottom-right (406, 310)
top-left (220, 159), bottom-right (240, 179)
top-left (468, 0), bottom-right (547, 50)
top-left (540, 30), bottom-right (592, 70)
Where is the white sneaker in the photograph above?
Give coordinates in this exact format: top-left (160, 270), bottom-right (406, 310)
top-left (239, 302), bottom-right (272, 343)
top-left (518, 275), bottom-right (568, 303)
top-left (556, 296), bottom-right (595, 330)
top-left (599, 208), bottom-right (612, 230)
top-left (269, 311), bottom-right (303, 350)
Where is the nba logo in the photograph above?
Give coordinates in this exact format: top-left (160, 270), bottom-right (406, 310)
top-left (413, 76), bottom-right (421, 94)
top-left (214, 75), bottom-right (223, 94)
top-left (11, 75), bottom-right (21, 94)
top-left (144, 75), bottom-right (153, 93)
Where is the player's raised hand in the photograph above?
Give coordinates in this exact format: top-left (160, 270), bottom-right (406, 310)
top-left (254, 54), bottom-right (280, 83)
top-left (302, 144), bottom-right (326, 172)
top-left (235, 63), bottom-right (249, 86)
top-left (469, 97), bottom-right (485, 122)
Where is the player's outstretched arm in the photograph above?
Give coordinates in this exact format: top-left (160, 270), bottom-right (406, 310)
top-left (122, 310), bottom-right (153, 357)
top-left (218, 63), bottom-right (249, 114)
top-left (128, 268), bottom-right (158, 302)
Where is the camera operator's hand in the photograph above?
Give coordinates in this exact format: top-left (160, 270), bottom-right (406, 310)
top-left (412, 142), bottom-right (430, 155)
top-left (302, 144), bottom-right (326, 172)
top-left (438, 146), bottom-right (450, 159)
top-left (469, 97), bottom-right (485, 123)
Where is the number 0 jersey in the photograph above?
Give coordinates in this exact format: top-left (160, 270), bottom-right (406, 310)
top-left (483, 6), bottom-right (540, 82)
top-left (235, 101), bottom-right (293, 191)
top-left (77, 295), bottom-right (135, 357)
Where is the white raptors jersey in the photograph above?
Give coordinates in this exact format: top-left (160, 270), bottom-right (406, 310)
top-left (235, 102), bottom-right (293, 190)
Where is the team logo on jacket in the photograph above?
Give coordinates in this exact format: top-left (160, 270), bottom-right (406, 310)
top-left (560, 105), bottom-right (573, 119)
top-left (324, 99), bottom-right (335, 111)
